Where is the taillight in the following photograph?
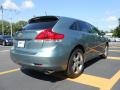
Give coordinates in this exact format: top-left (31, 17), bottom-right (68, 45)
top-left (35, 28), bottom-right (64, 41)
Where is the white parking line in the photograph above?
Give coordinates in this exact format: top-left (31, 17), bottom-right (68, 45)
top-left (0, 50), bottom-right (9, 53)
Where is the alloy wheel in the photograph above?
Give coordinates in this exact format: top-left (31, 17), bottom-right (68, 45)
top-left (72, 52), bottom-right (84, 74)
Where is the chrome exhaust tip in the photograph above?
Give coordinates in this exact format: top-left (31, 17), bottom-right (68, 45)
top-left (44, 71), bottom-right (54, 75)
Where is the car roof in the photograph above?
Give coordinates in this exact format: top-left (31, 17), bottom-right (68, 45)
top-left (28, 16), bottom-right (92, 27)
top-left (1, 35), bottom-right (11, 37)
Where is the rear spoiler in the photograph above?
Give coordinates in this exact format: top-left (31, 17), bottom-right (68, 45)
top-left (28, 16), bottom-right (59, 23)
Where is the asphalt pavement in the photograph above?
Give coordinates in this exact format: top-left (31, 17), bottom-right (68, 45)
top-left (0, 42), bottom-right (120, 90)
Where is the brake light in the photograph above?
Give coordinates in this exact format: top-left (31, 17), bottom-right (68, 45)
top-left (35, 28), bottom-right (64, 40)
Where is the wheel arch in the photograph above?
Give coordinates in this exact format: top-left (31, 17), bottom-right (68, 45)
top-left (71, 44), bottom-right (85, 54)
top-left (67, 44), bottom-right (85, 67)
top-left (66, 44), bottom-right (85, 77)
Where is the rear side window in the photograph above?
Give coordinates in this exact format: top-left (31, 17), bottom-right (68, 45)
top-left (23, 16), bottom-right (58, 30)
top-left (70, 22), bottom-right (78, 30)
top-left (78, 21), bottom-right (91, 33)
top-left (70, 21), bottom-right (91, 33)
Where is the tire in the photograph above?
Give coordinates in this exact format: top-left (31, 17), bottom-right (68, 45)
top-left (2, 41), bottom-right (6, 46)
top-left (66, 48), bottom-right (84, 78)
top-left (101, 45), bottom-right (109, 59)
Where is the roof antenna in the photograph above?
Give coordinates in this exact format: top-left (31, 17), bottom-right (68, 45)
top-left (45, 11), bottom-right (47, 16)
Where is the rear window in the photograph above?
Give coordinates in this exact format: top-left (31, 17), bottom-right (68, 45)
top-left (23, 16), bottom-right (58, 30)
top-left (3, 36), bottom-right (11, 38)
top-left (23, 21), bottom-right (57, 30)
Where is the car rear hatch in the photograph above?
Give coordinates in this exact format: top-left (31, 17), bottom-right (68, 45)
top-left (13, 16), bottom-right (59, 55)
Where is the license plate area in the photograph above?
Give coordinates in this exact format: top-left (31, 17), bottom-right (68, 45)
top-left (17, 41), bottom-right (25, 48)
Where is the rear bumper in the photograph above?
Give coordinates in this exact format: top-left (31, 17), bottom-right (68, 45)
top-left (10, 47), bottom-right (68, 71)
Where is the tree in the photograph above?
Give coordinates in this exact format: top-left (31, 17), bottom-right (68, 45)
top-left (14, 21), bottom-right (27, 33)
top-left (0, 20), bottom-right (27, 35)
top-left (119, 18), bottom-right (120, 27)
top-left (112, 27), bottom-right (120, 37)
top-left (112, 18), bottom-right (120, 37)
top-left (0, 20), bottom-right (11, 35)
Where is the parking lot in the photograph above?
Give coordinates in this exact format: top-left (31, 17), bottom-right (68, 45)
top-left (0, 42), bottom-right (120, 90)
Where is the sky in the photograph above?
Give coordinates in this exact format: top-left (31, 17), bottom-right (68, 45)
top-left (0, 0), bottom-right (120, 31)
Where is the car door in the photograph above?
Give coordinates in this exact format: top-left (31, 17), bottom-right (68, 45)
top-left (89, 26), bottom-right (104, 57)
top-left (77, 21), bottom-right (97, 61)
top-left (92, 29), bottom-right (106, 54)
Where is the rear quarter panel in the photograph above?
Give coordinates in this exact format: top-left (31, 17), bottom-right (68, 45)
top-left (49, 18), bottom-right (88, 62)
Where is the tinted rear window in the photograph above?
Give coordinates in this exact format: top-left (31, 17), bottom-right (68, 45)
top-left (23, 16), bottom-right (58, 30)
top-left (23, 21), bottom-right (57, 30)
